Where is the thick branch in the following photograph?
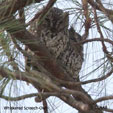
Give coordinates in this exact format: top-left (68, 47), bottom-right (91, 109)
top-left (60, 95), bottom-right (89, 112)
top-left (0, 66), bottom-right (93, 103)
top-left (0, 66), bottom-right (96, 112)
top-left (0, 91), bottom-right (91, 112)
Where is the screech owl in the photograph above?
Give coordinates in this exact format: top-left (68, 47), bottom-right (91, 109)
top-left (28, 7), bottom-right (83, 81)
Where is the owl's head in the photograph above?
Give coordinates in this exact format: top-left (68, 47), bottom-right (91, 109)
top-left (39, 7), bottom-right (69, 32)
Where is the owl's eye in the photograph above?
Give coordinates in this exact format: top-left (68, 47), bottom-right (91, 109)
top-left (45, 18), bottom-right (50, 22)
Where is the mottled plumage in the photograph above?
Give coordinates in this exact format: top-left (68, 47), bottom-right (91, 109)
top-left (28, 7), bottom-right (83, 81)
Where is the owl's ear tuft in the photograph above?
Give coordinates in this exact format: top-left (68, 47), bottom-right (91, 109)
top-left (69, 27), bottom-right (82, 42)
top-left (63, 12), bottom-right (69, 22)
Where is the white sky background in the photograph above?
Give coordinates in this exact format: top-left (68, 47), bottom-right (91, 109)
top-left (1, 0), bottom-right (113, 113)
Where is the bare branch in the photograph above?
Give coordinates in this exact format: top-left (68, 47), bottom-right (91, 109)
top-left (79, 38), bottom-right (113, 45)
top-left (0, 93), bottom-right (38, 101)
top-left (0, 92), bottom-right (63, 101)
top-left (94, 95), bottom-right (113, 103)
top-left (81, 69), bottom-right (113, 85)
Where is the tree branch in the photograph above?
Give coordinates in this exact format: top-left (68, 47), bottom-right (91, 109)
top-left (0, 92), bottom-right (64, 101)
top-left (94, 95), bottom-right (113, 103)
top-left (82, 0), bottom-right (91, 40)
top-left (0, 93), bottom-right (38, 101)
top-left (0, 0), bottom-right (43, 18)
top-left (88, 0), bottom-right (113, 23)
top-left (59, 95), bottom-right (89, 113)
top-left (59, 68), bottom-right (113, 89)
top-left (0, 66), bottom-right (93, 103)
top-left (79, 38), bottom-right (113, 45)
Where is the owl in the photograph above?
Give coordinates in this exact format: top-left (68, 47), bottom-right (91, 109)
top-left (28, 7), bottom-right (83, 81)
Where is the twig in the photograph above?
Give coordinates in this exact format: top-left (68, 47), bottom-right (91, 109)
top-left (42, 100), bottom-right (48, 113)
